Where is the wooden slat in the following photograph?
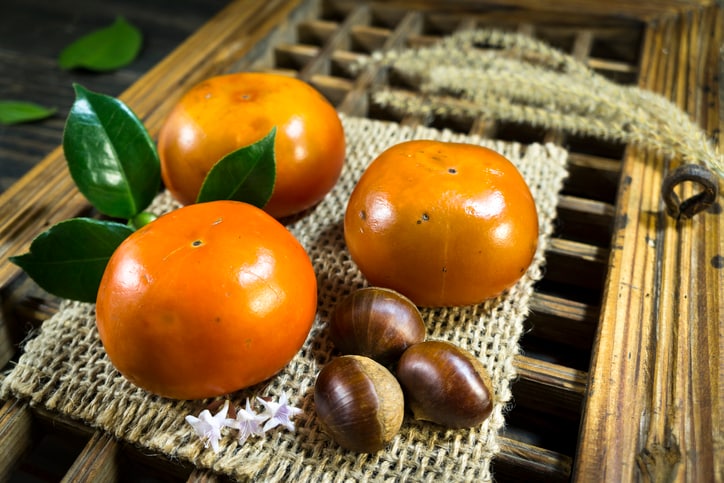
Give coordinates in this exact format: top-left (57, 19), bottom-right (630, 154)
top-left (527, 292), bottom-right (599, 350)
top-left (0, 1), bottom-right (721, 481)
top-left (564, 153), bottom-right (622, 203)
top-left (495, 436), bottom-right (573, 483)
top-left (0, 300), bottom-right (19, 369)
top-left (513, 355), bottom-right (587, 421)
top-left (339, 10), bottom-right (425, 116)
top-left (334, 0), bottom-right (717, 21)
top-left (309, 74), bottom-right (355, 105)
top-left (29, 406), bottom-right (194, 480)
top-left (350, 24), bottom-right (393, 52)
top-left (555, 195), bottom-right (615, 246)
top-left (573, 6), bottom-right (723, 481)
top-left (587, 57), bottom-right (639, 73)
top-left (299, 5), bottom-right (371, 80)
top-left (275, 43), bottom-right (321, 70)
top-left (298, 19), bottom-right (340, 45)
top-left (62, 432), bottom-right (119, 483)
top-left (544, 238), bottom-right (609, 291)
top-left (329, 49), bottom-right (368, 75)
top-left (0, 400), bottom-right (33, 480)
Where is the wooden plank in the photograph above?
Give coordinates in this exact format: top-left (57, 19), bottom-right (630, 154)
top-left (564, 153), bottom-right (622, 199)
top-left (298, 19), bottom-right (340, 45)
top-left (495, 436), bottom-right (573, 483)
top-left (299, 4), bottom-right (371, 79)
top-left (573, 5), bottom-right (723, 481)
top-left (275, 43), bottom-right (321, 70)
top-left (309, 74), bottom-right (355, 105)
top-left (62, 432), bottom-right (119, 483)
top-left (555, 195), bottom-right (615, 246)
top-left (0, 400), bottom-right (33, 480)
top-left (527, 293), bottom-right (598, 350)
top-left (0, 1), bottom-right (720, 480)
top-left (338, 10), bottom-right (425, 116)
top-left (350, 24), bottom-right (393, 52)
top-left (513, 355), bottom-right (587, 421)
top-left (656, 8), bottom-right (722, 482)
top-left (544, 238), bottom-right (609, 291)
top-left (0, 275), bottom-right (58, 368)
top-left (330, 0), bottom-right (717, 26)
top-left (30, 406), bottom-right (193, 479)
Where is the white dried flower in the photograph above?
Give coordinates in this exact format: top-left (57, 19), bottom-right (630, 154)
top-left (185, 400), bottom-right (229, 453)
top-left (257, 392), bottom-right (303, 432)
top-left (225, 398), bottom-right (268, 444)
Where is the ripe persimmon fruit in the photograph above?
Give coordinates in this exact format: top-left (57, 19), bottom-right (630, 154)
top-left (157, 72), bottom-right (346, 219)
top-left (344, 140), bottom-right (538, 307)
top-left (95, 200), bottom-right (318, 400)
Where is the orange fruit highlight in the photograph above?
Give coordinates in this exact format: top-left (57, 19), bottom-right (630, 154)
top-left (344, 140), bottom-right (538, 307)
top-left (95, 200), bottom-right (318, 400)
top-left (157, 72), bottom-right (346, 219)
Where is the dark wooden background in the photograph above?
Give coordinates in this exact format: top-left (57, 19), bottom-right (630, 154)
top-left (1, 1), bottom-right (721, 481)
top-left (0, 0), bottom-right (230, 193)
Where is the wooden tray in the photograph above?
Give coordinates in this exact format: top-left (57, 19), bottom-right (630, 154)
top-left (0, 1), bottom-right (721, 481)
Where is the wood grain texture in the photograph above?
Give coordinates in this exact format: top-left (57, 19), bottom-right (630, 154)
top-left (62, 432), bottom-right (119, 483)
top-left (0, 400), bottom-right (33, 480)
top-left (574, 5), bottom-right (723, 482)
top-left (0, 0), bottom-right (721, 481)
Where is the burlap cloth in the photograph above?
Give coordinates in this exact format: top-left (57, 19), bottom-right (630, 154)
top-left (1, 115), bottom-right (568, 482)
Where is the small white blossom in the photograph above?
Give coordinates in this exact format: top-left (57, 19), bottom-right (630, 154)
top-left (225, 398), bottom-right (267, 444)
top-left (257, 392), bottom-right (302, 432)
top-left (185, 400), bottom-right (229, 452)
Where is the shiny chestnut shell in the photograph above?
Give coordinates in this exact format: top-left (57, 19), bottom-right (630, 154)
top-left (396, 340), bottom-right (493, 429)
top-left (314, 355), bottom-right (404, 452)
top-left (330, 287), bottom-right (426, 364)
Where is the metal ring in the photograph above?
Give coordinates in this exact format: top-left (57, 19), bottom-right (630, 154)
top-left (661, 164), bottom-right (719, 220)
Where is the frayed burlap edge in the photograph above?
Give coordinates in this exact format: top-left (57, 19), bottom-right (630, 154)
top-left (1, 115), bottom-right (568, 482)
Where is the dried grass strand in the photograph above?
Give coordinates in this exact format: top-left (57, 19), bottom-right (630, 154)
top-left (358, 28), bottom-right (723, 179)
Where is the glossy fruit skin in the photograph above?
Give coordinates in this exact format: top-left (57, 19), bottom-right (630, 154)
top-left (95, 200), bottom-right (318, 400)
top-left (330, 287), bottom-right (426, 364)
top-left (344, 140), bottom-right (538, 307)
top-left (314, 355), bottom-right (404, 452)
top-left (396, 340), bottom-right (493, 429)
top-left (158, 72), bottom-right (346, 219)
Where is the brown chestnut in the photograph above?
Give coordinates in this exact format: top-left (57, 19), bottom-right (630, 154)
top-left (314, 355), bottom-right (404, 452)
top-left (330, 287), bottom-right (426, 364)
top-left (396, 340), bottom-right (493, 429)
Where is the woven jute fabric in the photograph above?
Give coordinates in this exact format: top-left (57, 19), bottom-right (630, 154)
top-left (2, 115), bottom-right (568, 482)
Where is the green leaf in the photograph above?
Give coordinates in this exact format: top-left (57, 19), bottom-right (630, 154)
top-left (59, 17), bottom-right (142, 72)
top-left (9, 218), bottom-right (134, 303)
top-left (63, 84), bottom-right (160, 219)
top-left (0, 101), bottom-right (56, 125)
top-left (196, 127), bottom-right (277, 207)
